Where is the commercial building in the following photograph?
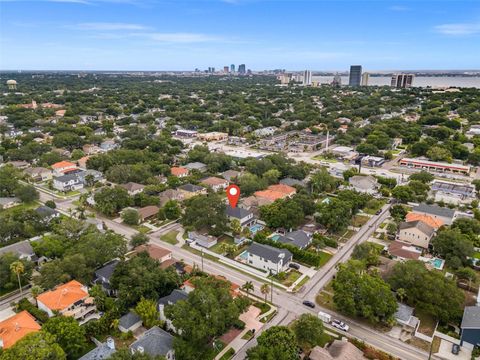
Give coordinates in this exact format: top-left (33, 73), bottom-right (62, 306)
top-left (238, 64), bottom-right (246, 74)
top-left (399, 157), bottom-right (470, 175)
top-left (348, 65), bottom-right (362, 87)
top-left (430, 180), bottom-right (476, 205)
top-left (391, 73), bottom-right (415, 88)
top-left (361, 72), bottom-right (369, 86)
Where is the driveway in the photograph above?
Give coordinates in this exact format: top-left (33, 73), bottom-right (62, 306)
top-left (435, 339), bottom-right (471, 360)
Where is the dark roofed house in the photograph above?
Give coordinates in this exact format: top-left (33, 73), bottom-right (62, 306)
top-left (118, 311), bottom-right (142, 333)
top-left (276, 230), bottom-right (312, 249)
top-left (0, 197), bottom-right (21, 209)
top-left (461, 306), bottom-right (480, 348)
top-left (94, 259), bottom-right (120, 296)
top-left (178, 184), bottom-right (207, 199)
top-left (158, 289), bottom-right (188, 332)
top-left (221, 170), bottom-right (240, 182)
top-left (225, 205), bottom-right (255, 227)
top-left (398, 220), bottom-right (435, 249)
top-left (120, 182), bottom-right (145, 196)
top-left (35, 206), bottom-right (60, 223)
top-left (394, 303), bottom-right (419, 332)
top-left (187, 231), bottom-right (217, 249)
top-left (412, 203), bottom-right (455, 225)
top-left (137, 205), bottom-right (159, 222)
top-left (130, 326), bottom-right (175, 360)
top-left (184, 162), bottom-right (207, 172)
top-left (159, 189), bottom-right (184, 207)
top-left (246, 242), bottom-right (292, 274)
top-left (0, 240), bottom-right (37, 262)
top-left (279, 178), bottom-right (305, 187)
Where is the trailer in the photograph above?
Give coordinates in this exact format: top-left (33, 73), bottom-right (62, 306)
top-left (318, 311), bottom-right (331, 323)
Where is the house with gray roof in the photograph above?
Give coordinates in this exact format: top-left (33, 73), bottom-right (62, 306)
top-left (398, 220), bottom-right (435, 249)
top-left (187, 231), bottom-right (217, 248)
top-left (225, 205), bottom-right (256, 227)
top-left (53, 172), bottom-right (84, 192)
top-left (0, 197), bottom-right (20, 209)
top-left (246, 243), bottom-right (292, 274)
top-left (276, 230), bottom-right (312, 249)
top-left (412, 203), bottom-right (455, 225)
top-left (394, 303), bottom-right (419, 332)
top-left (178, 183), bottom-right (207, 198)
top-left (0, 240), bottom-right (37, 262)
top-left (94, 259), bottom-right (120, 296)
top-left (79, 337), bottom-right (116, 360)
top-left (35, 205), bottom-right (60, 223)
top-left (461, 306), bottom-right (480, 349)
top-left (129, 326), bottom-right (174, 360)
top-left (184, 162), bottom-right (207, 172)
top-left (279, 178), bottom-right (305, 187)
top-left (158, 289), bottom-right (188, 332)
top-left (118, 311), bottom-right (142, 333)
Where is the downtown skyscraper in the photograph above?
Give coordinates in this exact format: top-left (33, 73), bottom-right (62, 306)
top-left (348, 65), bottom-right (362, 87)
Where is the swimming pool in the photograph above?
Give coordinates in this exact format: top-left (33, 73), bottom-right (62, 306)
top-left (270, 234), bottom-right (280, 241)
top-left (249, 224), bottom-right (264, 234)
top-left (429, 258), bottom-right (445, 270)
top-left (238, 250), bottom-right (249, 261)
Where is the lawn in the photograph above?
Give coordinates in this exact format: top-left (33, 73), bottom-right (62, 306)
top-left (415, 309), bottom-right (437, 337)
top-left (134, 225), bottom-right (151, 234)
top-left (271, 269), bottom-right (302, 287)
top-left (312, 155), bottom-right (338, 163)
top-left (351, 215), bottom-right (370, 227)
top-left (293, 275), bottom-right (310, 292)
top-left (210, 235), bottom-right (235, 254)
top-left (160, 230), bottom-right (179, 245)
top-left (363, 199), bottom-right (386, 215)
top-left (253, 302), bottom-right (271, 315)
top-left (315, 291), bottom-right (336, 312)
top-left (219, 348), bottom-right (235, 360)
top-left (474, 252), bottom-right (480, 260)
top-left (241, 330), bottom-right (254, 340)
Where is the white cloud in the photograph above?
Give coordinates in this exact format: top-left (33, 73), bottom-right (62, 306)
top-left (434, 23), bottom-right (480, 35)
top-left (74, 22), bottom-right (150, 31)
top-left (135, 32), bottom-right (225, 43)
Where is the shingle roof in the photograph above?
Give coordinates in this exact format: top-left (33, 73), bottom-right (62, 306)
top-left (119, 311), bottom-right (142, 330)
top-left (129, 326), bottom-right (173, 356)
top-left (94, 260), bottom-right (120, 282)
top-left (461, 306), bottom-right (480, 329)
top-left (79, 339), bottom-right (116, 360)
top-left (277, 230), bottom-right (311, 249)
top-left (225, 205), bottom-right (253, 219)
top-left (247, 242), bottom-right (292, 264)
top-left (0, 240), bottom-right (35, 258)
top-left (178, 184), bottom-right (204, 193)
top-left (157, 289), bottom-right (188, 306)
top-left (35, 205), bottom-right (58, 218)
top-left (184, 162), bottom-right (206, 170)
top-left (413, 203), bottom-right (455, 219)
top-left (399, 220), bottom-right (435, 237)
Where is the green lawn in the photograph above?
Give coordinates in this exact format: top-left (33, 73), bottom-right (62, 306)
top-left (209, 235), bottom-right (235, 254)
top-left (312, 155), bottom-right (338, 163)
top-left (219, 348), bottom-right (235, 360)
top-left (271, 270), bottom-right (302, 287)
top-left (134, 225), bottom-right (151, 234)
top-left (351, 215), bottom-right (370, 227)
top-left (160, 230), bottom-right (179, 245)
top-left (241, 330), bottom-right (254, 340)
top-left (415, 309), bottom-right (437, 337)
top-left (474, 252), bottom-right (480, 260)
top-left (293, 275), bottom-right (310, 292)
top-left (316, 251), bottom-right (333, 268)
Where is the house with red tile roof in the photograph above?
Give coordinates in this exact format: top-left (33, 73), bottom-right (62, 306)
top-left (405, 212), bottom-right (443, 229)
top-left (0, 311), bottom-right (41, 349)
top-left (254, 183), bottom-right (296, 203)
top-left (170, 166), bottom-right (189, 178)
top-left (36, 280), bottom-right (95, 321)
top-left (51, 160), bottom-right (77, 175)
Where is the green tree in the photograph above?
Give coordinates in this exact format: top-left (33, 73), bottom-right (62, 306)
top-left (390, 204), bottom-right (408, 222)
top-left (315, 198), bottom-right (351, 232)
top-left (241, 281), bottom-right (254, 298)
top-left (409, 171), bottom-right (434, 184)
top-left (14, 184), bottom-right (39, 203)
top-left (352, 242), bottom-right (381, 267)
top-left (310, 167), bottom-right (337, 194)
top-left (182, 194), bottom-right (228, 236)
top-left (247, 326), bottom-right (299, 360)
top-left (9, 260), bottom-right (25, 294)
top-left (260, 283), bottom-right (270, 303)
top-left (45, 200), bottom-right (56, 209)
top-left (456, 267), bottom-right (477, 291)
top-left (164, 200), bottom-right (181, 220)
top-left (43, 316), bottom-right (87, 359)
top-left (0, 331), bottom-right (66, 360)
top-left (94, 187), bottom-right (132, 216)
top-left (135, 297), bottom-right (160, 329)
top-left (122, 209), bottom-right (140, 225)
top-left (292, 314), bottom-right (325, 351)
top-left (131, 233), bottom-right (149, 247)
top-left (333, 260), bottom-right (397, 324)
top-left (262, 168), bottom-right (281, 185)
top-left (431, 229), bottom-right (474, 268)
top-left (427, 146), bottom-right (452, 162)
top-left (0, 165), bottom-right (20, 196)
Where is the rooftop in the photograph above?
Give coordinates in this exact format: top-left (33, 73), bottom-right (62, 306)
top-left (37, 280), bottom-right (89, 311)
top-left (461, 306), bottom-right (480, 329)
top-left (247, 242), bottom-right (292, 264)
top-left (412, 203), bottom-right (455, 219)
top-left (129, 326), bottom-right (173, 357)
top-left (0, 311), bottom-right (41, 349)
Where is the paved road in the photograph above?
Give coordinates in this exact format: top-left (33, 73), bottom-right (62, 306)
top-left (35, 187), bottom-right (434, 360)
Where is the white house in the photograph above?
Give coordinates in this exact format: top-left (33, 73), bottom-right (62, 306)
top-left (53, 172), bottom-right (84, 192)
top-left (246, 243), bottom-right (292, 274)
top-left (225, 205), bottom-right (256, 227)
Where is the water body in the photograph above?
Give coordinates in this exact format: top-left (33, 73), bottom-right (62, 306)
top-left (312, 76), bottom-right (480, 88)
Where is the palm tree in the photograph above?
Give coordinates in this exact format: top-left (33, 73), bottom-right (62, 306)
top-left (241, 281), bottom-right (254, 299)
top-left (396, 288), bottom-right (406, 302)
top-left (10, 261), bottom-right (25, 294)
top-left (260, 283), bottom-right (270, 303)
top-left (218, 243), bottom-right (229, 256)
top-left (30, 286), bottom-right (42, 306)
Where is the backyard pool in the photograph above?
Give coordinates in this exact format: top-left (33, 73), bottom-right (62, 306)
top-left (270, 234), bottom-right (280, 241)
top-left (429, 258), bottom-right (445, 270)
top-left (249, 224), bottom-right (264, 234)
top-left (238, 250), bottom-right (249, 261)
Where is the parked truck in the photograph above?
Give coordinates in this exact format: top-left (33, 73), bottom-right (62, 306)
top-left (317, 311), bottom-right (331, 323)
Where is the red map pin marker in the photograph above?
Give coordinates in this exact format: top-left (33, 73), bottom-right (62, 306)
top-left (226, 185), bottom-right (240, 208)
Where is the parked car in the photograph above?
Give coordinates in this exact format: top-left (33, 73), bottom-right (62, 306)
top-left (451, 344), bottom-right (460, 355)
top-left (375, 209), bottom-right (382, 215)
top-left (289, 263), bottom-right (300, 270)
top-left (302, 300), bottom-right (315, 308)
top-left (331, 319), bottom-right (349, 332)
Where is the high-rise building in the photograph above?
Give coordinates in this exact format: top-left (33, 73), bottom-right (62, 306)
top-left (361, 72), bottom-right (369, 86)
top-left (348, 65), bottom-right (362, 87)
top-left (238, 64), bottom-right (246, 74)
top-left (278, 73), bottom-right (291, 85)
top-left (303, 70), bottom-right (312, 86)
top-left (332, 73), bottom-right (342, 87)
top-left (391, 74), bottom-right (415, 88)
top-left (230, 64), bottom-right (235, 72)
top-left (223, 66), bottom-right (229, 73)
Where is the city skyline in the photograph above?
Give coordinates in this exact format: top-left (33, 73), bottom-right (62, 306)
top-left (1, 0), bottom-right (480, 71)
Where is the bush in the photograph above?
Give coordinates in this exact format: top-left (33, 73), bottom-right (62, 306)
top-left (45, 200), bottom-right (56, 209)
top-left (122, 209), bottom-right (139, 225)
top-left (16, 298), bottom-right (49, 323)
top-left (324, 237), bottom-right (338, 248)
top-left (232, 319), bottom-right (246, 330)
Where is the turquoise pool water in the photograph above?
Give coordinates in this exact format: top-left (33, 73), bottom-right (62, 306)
top-left (250, 224), bottom-right (264, 234)
top-left (270, 234), bottom-right (280, 241)
top-left (430, 258), bottom-right (445, 270)
top-left (238, 250), bottom-right (249, 260)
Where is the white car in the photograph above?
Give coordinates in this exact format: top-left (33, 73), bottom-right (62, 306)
top-left (331, 319), bottom-right (349, 332)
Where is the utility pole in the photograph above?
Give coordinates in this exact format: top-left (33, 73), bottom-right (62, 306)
top-left (201, 249), bottom-right (204, 272)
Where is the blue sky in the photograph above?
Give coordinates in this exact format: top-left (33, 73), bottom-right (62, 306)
top-left (0, 0), bottom-right (479, 71)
